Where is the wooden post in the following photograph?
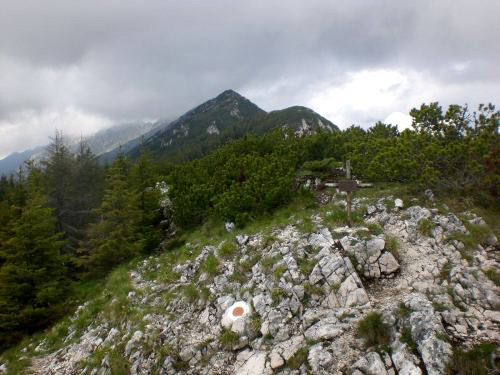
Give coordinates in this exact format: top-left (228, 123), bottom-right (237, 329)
top-left (346, 160), bottom-right (352, 227)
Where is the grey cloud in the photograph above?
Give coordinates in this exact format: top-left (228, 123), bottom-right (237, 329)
top-left (0, 0), bottom-right (499, 155)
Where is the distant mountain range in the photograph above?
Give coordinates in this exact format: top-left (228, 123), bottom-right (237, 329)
top-left (0, 90), bottom-right (338, 174)
top-left (121, 89), bottom-right (338, 163)
top-left (0, 121), bottom-right (167, 175)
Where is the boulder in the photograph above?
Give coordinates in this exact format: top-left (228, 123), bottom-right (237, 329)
top-left (353, 352), bottom-right (387, 375)
top-left (234, 350), bottom-right (267, 375)
top-left (304, 317), bottom-right (343, 340)
top-left (308, 343), bottom-right (334, 374)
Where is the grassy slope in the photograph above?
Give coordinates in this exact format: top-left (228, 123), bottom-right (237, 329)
top-left (1, 183), bottom-right (498, 374)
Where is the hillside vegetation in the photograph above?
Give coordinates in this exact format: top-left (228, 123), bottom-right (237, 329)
top-left (0, 101), bottom-right (498, 374)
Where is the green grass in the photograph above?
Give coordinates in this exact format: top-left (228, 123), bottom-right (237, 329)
top-left (298, 216), bottom-right (316, 233)
top-left (464, 222), bottom-right (494, 248)
top-left (273, 264), bottom-right (287, 280)
top-left (354, 229), bottom-right (372, 239)
top-left (400, 327), bottom-right (418, 354)
top-left (396, 302), bottom-right (412, 319)
top-left (297, 258), bottom-right (318, 276)
top-left (262, 234), bottom-right (278, 248)
top-left (0, 262), bottom-right (139, 374)
top-left (249, 315), bottom-right (261, 334)
top-left (385, 234), bottom-right (401, 262)
top-left (445, 342), bottom-right (498, 375)
top-left (484, 268), bottom-right (500, 286)
top-left (439, 260), bottom-right (452, 282)
top-left (331, 282), bottom-right (341, 293)
top-left (228, 269), bottom-right (247, 284)
top-left (271, 287), bottom-right (286, 305)
top-left (240, 254), bottom-right (261, 273)
top-left (183, 283), bottom-right (199, 302)
top-left (446, 223), bottom-right (493, 263)
top-left (218, 240), bottom-right (237, 259)
top-left (418, 218), bottom-right (435, 237)
top-left (261, 254), bottom-right (282, 273)
top-left (200, 286), bottom-right (211, 301)
top-left (355, 182), bottom-right (422, 206)
top-left (201, 254), bottom-right (220, 277)
top-left (304, 282), bottom-right (324, 297)
top-left (0, 341), bottom-right (32, 375)
top-left (347, 253), bottom-right (359, 271)
top-left (229, 254), bottom-right (261, 284)
top-left (383, 198), bottom-right (396, 211)
top-left (323, 205), bottom-right (365, 227)
top-left (80, 343), bottom-right (131, 374)
top-left (432, 301), bottom-right (450, 312)
top-left (367, 222), bottom-right (384, 235)
top-left (287, 347), bottom-right (309, 370)
top-left (356, 312), bottom-right (390, 348)
top-left (219, 329), bottom-right (240, 350)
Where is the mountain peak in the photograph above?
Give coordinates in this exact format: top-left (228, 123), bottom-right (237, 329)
top-left (213, 89), bottom-right (248, 104)
top-left (216, 89), bottom-right (241, 98)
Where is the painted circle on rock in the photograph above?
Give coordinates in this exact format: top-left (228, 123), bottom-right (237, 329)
top-left (232, 306), bottom-right (244, 317)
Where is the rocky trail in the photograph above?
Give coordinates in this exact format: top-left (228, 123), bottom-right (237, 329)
top-left (3, 194), bottom-right (499, 375)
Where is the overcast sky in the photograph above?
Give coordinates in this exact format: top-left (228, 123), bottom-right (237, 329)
top-left (1, 0), bottom-right (499, 158)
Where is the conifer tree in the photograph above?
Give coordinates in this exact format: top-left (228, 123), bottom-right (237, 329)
top-left (129, 143), bottom-right (161, 254)
top-left (72, 140), bottom-right (104, 246)
top-left (43, 130), bottom-right (77, 251)
top-left (86, 152), bottom-right (142, 275)
top-left (0, 189), bottom-right (68, 349)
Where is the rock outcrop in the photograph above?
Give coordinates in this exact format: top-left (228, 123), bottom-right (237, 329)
top-left (4, 194), bottom-right (498, 375)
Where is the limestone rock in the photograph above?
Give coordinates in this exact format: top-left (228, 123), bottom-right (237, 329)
top-left (308, 343), bottom-right (334, 374)
top-left (234, 350), bottom-right (267, 375)
top-left (395, 199), bottom-right (404, 209)
top-left (125, 331), bottom-right (143, 357)
top-left (353, 352), bottom-right (388, 375)
top-left (305, 317), bottom-right (343, 340)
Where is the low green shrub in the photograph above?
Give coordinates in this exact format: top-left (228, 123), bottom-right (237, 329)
top-left (183, 283), bottom-right (199, 301)
top-left (385, 235), bottom-right (401, 262)
top-left (219, 241), bottom-right (237, 259)
top-left (400, 327), bottom-right (417, 354)
top-left (445, 342), bottom-right (498, 375)
top-left (418, 218), bottom-right (435, 237)
top-left (202, 255), bottom-right (220, 276)
top-left (219, 329), bottom-right (240, 350)
top-left (396, 302), bottom-right (411, 319)
top-left (356, 312), bottom-right (390, 348)
top-left (367, 223), bottom-right (384, 235)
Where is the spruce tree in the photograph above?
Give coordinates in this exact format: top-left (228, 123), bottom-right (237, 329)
top-left (86, 153), bottom-right (142, 275)
top-left (129, 143), bottom-right (161, 254)
top-left (0, 191), bottom-right (68, 349)
top-left (43, 130), bottom-right (77, 251)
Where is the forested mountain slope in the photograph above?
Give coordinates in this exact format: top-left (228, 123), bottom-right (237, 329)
top-left (122, 90), bottom-right (338, 163)
top-left (0, 101), bottom-right (498, 375)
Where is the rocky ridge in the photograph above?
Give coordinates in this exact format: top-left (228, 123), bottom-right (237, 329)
top-left (5, 194), bottom-right (499, 375)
